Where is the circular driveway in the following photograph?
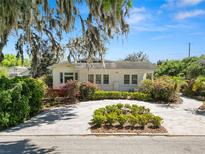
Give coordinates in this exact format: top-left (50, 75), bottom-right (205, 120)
top-left (0, 97), bottom-right (204, 135)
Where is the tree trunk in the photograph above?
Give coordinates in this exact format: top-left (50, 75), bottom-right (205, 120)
top-left (0, 44), bottom-right (5, 63)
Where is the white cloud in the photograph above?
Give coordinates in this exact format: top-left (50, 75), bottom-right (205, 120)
top-left (179, 0), bottom-right (204, 6)
top-left (162, 0), bottom-right (204, 8)
top-left (126, 7), bottom-right (148, 25)
top-left (175, 9), bottom-right (205, 19)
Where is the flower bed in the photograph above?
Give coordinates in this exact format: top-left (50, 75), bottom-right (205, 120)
top-left (90, 103), bottom-right (167, 134)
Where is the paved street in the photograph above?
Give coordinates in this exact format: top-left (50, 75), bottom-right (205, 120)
top-left (0, 136), bottom-right (205, 154)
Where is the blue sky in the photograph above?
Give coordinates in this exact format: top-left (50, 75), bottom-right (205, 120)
top-left (3, 0), bottom-right (205, 62)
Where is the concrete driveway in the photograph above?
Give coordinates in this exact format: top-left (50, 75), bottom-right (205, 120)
top-left (0, 97), bottom-right (204, 135)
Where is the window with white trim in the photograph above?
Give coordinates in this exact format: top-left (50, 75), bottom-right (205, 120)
top-left (132, 75), bottom-right (138, 84)
top-left (88, 74), bottom-right (94, 83)
top-left (103, 74), bottom-right (109, 84)
top-left (60, 72), bottom-right (76, 83)
top-left (96, 74), bottom-right (102, 84)
top-left (64, 73), bottom-right (74, 82)
top-left (124, 74), bottom-right (130, 84)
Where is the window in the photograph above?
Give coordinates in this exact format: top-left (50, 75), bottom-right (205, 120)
top-left (124, 75), bottom-right (130, 84)
top-left (132, 75), bottom-right (138, 84)
top-left (146, 73), bottom-right (152, 80)
top-left (75, 73), bottom-right (78, 80)
top-left (88, 74), bottom-right (94, 83)
top-left (103, 75), bottom-right (109, 84)
top-left (64, 72), bottom-right (74, 82)
top-left (60, 72), bottom-right (63, 83)
top-left (96, 74), bottom-right (102, 84)
top-left (64, 73), bottom-right (73, 76)
top-left (60, 72), bottom-right (74, 83)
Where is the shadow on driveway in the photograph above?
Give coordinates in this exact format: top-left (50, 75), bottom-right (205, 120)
top-left (4, 105), bottom-right (77, 133)
top-left (0, 139), bottom-right (56, 154)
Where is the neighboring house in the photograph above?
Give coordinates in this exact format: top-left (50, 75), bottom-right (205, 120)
top-left (200, 59), bottom-right (205, 65)
top-left (49, 60), bottom-right (156, 91)
top-left (8, 66), bottom-right (30, 77)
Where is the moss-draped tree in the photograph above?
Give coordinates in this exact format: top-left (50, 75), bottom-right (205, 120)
top-left (0, 0), bottom-right (132, 69)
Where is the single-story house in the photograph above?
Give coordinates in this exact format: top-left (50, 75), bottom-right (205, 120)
top-left (49, 60), bottom-right (156, 91)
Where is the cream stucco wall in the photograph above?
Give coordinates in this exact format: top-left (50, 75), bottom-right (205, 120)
top-left (52, 65), bottom-right (154, 91)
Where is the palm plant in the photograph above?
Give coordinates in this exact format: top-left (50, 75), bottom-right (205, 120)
top-left (170, 76), bottom-right (188, 92)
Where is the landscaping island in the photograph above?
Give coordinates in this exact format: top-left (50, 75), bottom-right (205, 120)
top-left (90, 103), bottom-right (167, 134)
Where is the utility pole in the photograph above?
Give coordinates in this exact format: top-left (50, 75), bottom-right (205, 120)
top-left (188, 42), bottom-right (191, 57)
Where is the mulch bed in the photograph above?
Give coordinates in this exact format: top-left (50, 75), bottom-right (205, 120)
top-left (43, 97), bottom-right (79, 109)
top-left (91, 125), bottom-right (167, 134)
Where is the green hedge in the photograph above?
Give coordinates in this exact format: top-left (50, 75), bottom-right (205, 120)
top-left (91, 91), bottom-right (153, 101)
top-left (0, 77), bottom-right (45, 130)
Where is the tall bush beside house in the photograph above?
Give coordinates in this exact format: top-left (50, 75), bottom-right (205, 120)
top-left (0, 90), bottom-right (12, 129)
top-left (139, 76), bottom-right (178, 103)
top-left (170, 76), bottom-right (187, 92)
top-left (23, 78), bottom-right (46, 116)
top-left (0, 77), bottom-right (46, 130)
top-left (0, 82), bottom-right (30, 129)
top-left (152, 77), bottom-right (177, 103)
top-left (80, 81), bottom-right (98, 100)
top-left (138, 79), bottom-right (154, 95)
top-left (9, 83), bottom-right (30, 125)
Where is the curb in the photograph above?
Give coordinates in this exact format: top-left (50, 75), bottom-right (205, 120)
top-left (1, 133), bottom-right (205, 137)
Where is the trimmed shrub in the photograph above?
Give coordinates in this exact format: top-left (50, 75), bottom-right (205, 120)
top-left (80, 81), bottom-right (98, 100)
top-left (92, 114), bottom-right (106, 127)
top-left (128, 115), bottom-right (139, 127)
top-left (94, 108), bottom-right (106, 116)
top-left (106, 112), bottom-right (118, 126)
top-left (150, 116), bottom-right (163, 128)
top-left (117, 114), bottom-right (127, 127)
top-left (116, 103), bottom-right (123, 109)
top-left (91, 91), bottom-right (152, 101)
top-left (138, 115), bottom-right (148, 128)
top-left (130, 92), bottom-right (153, 101)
